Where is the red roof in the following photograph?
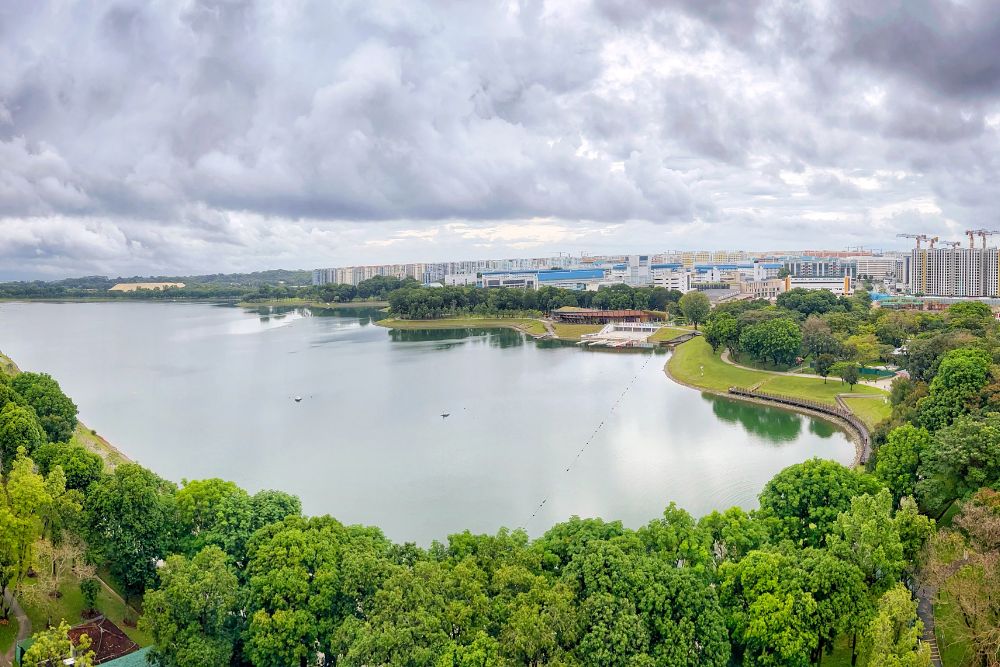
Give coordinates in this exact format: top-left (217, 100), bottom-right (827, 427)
top-left (68, 616), bottom-right (140, 665)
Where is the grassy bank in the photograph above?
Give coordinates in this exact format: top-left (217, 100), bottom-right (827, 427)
top-left (667, 337), bottom-right (886, 406)
top-left (0, 351), bottom-right (132, 466)
top-left (648, 326), bottom-right (694, 343)
top-left (377, 317), bottom-right (548, 337)
top-left (841, 396), bottom-right (892, 429)
top-left (238, 299), bottom-right (388, 309)
top-left (550, 323), bottom-right (603, 340)
top-left (0, 615), bottom-right (18, 654)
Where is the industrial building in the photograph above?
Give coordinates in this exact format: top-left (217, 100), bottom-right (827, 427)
top-left (784, 275), bottom-right (854, 295)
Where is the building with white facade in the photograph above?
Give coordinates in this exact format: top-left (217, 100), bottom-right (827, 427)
top-left (650, 264), bottom-right (692, 292)
top-left (785, 275), bottom-right (854, 295)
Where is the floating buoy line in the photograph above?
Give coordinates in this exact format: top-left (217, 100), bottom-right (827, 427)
top-left (521, 352), bottom-right (657, 529)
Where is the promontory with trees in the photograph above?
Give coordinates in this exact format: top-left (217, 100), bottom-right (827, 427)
top-left (3, 287), bottom-right (1000, 665)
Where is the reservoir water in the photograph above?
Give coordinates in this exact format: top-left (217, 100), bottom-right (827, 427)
top-left (0, 301), bottom-right (853, 543)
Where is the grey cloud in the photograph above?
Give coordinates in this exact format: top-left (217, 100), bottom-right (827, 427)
top-left (1, 0), bottom-right (1000, 277)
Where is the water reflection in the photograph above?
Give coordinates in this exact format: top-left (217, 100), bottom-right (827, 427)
top-left (388, 327), bottom-right (526, 349)
top-left (704, 394), bottom-right (803, 443)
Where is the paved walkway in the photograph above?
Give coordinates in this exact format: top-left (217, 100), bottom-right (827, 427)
top-left (1, 589), bottom-right (30, 667)
top-left (720, 350), bottom-right (897, 389)
top-left (914, 557), bottom-right (970, 667)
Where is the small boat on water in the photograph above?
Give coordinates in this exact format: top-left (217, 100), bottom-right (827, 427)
top-left (294, 396), bottom-right (302, 402)
top-left (441, 413), bottom-right (450, 418)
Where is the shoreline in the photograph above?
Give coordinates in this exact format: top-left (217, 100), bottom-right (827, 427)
top-left (0, 350), bottom-right (133, 467)
top-left (661, 346), bottom-right (869, 467)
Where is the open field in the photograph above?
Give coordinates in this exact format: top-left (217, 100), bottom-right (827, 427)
top-left (667, 337), bottom-right (886, 406)
top-left (550, 323), bottom-right (603, 340)
top-left (648, 326), bottom-right (693, 343)
top-left (841, 396), bottom-right (893, 429)
top-left (377, 317), bottom-right (548, 337)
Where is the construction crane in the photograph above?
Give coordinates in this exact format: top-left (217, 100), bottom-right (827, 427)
top-left (942, 241), bottom-right (962, 249)
top-left (927, 236), bottom-right (940, 249)
top-left (897, 233), bottom-right (929, 249)
top-left (965, 229), bottom-right (1000, 249)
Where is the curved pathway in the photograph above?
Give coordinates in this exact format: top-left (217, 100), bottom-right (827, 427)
top-left (1, 589), bottom-right (30, 667)
top-left (720, 350), bottom-right (897, 389)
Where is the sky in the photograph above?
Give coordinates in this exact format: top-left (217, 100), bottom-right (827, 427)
top-left (2, 0), bottom-right (1000, 279)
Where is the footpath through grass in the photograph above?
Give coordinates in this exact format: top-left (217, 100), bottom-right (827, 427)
top-left (667, 337), bottom-right (886, 406)
top-left (377, 317), bottom-right (548, 337)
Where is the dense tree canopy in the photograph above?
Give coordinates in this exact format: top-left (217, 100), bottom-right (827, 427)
top-left (11, 372), bottom-right (78, 443)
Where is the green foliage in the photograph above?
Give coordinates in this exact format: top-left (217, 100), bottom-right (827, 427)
top-left (0, 402), bottom-right (46, 472)
top-left (33, 442), bottom-right (103, 491)
top-left (757, 458), bottom-right (882, 548)
top-left (80, 576), bottom-right (100, 612)
top-left (873, 425), bottom-right (931, 501)
top-left (679, 291), bottom-right (711, 329)
top-left (917, 411), bottom-right (1000, 512)
top-left (22, 620), bottom-right (95, 667)
top-left (141, 546), bottom-right (241, 667)
top-left (827, 489), bottom-right (906, 597)
top-left (738, 317), bottom-right (802, 367)
top-left (861, 584), bottom-right (932, 667)
top-left (0, 450), bottom-right (52, 620)
top-left (85, 463), bottom-right (177, 599)
top-left (915, 347), bottom-right (992, 430)
top-left (702, 313), bottom-right (738, 353)
top-left (840, 364), bottom-right (860, 389)
top-left (814, 353), bottom-right (836, 382)
top-left (776, 288), bottom-right (843, 316)
top-left (946, 300), bottom-right (993, 333)
top-left (11, 372), bottom-right (78, 443)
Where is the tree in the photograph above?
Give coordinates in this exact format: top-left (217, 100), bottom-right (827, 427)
top-left (815, 354), bottom-right (836, 384)
top-left (946, 301), bottom-right (993, 333)
top-left (140, 546), bottom-right (241, 667)
top-left (801, 316), bottom-right (841, 358)
top-left (861, 585), bottom-right (931, 667)
top-left (11, 372), bottom-right (78, 443)
top-left (679, 291), bottom-right (711, 330)
top-left (0, 449), bottom-right (52, 620)
top-left (0, 403), bottom-right (46, 472)
top-left (914, 347), bottom-right (992, 431)
top-left (738, 318), bottom-right (802, 367)
top-left (703, 314), bottom-right (738, 354)
top-left (757, 458), bottom-right (882, 548)
top-left (873, 425), bottom-right (931, 502)
top-left (80, 577), bottom-right (100, 614)
top-left (917, 412), bottom-right (1000, 514)
top-left (841, 364), bottom-right (860, 390)
top-left (828, 489), bottom-right (906, 597)
top-left (21, 621), bottom-right (95, 667)
top-left (245, 516), bottom-right (392, 666)
top-left (85, 463), bottom-right (177, 601)
top-left (175, 478), bottom-right (252, 560)
top-left (33, 442), bottom-right (103, 491)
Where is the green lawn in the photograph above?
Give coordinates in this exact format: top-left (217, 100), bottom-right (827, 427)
top-left (19, 573), bottom-right (151, 647)
top-left (667, 336), bottom-right (768, 391)
top-left (667, 337), bottom-right (887, 407)
top-left (648, 326), bottom-right (694, 343)
top-left (841, 396), bottom-right (892, 428)
top-left (0, 614), bottom-right (18, 654)
top-left (377, 317), bottom-right (548, 336)
top-left (550, 323), bottom-right (603, 340)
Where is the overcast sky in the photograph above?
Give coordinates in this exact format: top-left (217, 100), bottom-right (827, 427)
top-left (2, 0), bottom-right (1000, 279)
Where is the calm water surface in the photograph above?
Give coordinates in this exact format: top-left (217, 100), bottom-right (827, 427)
top-left (0, 302), bottom-right (852, 543)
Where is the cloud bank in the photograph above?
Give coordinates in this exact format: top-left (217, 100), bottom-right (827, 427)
top-left (2, 0), bottom-right (1000, 277)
